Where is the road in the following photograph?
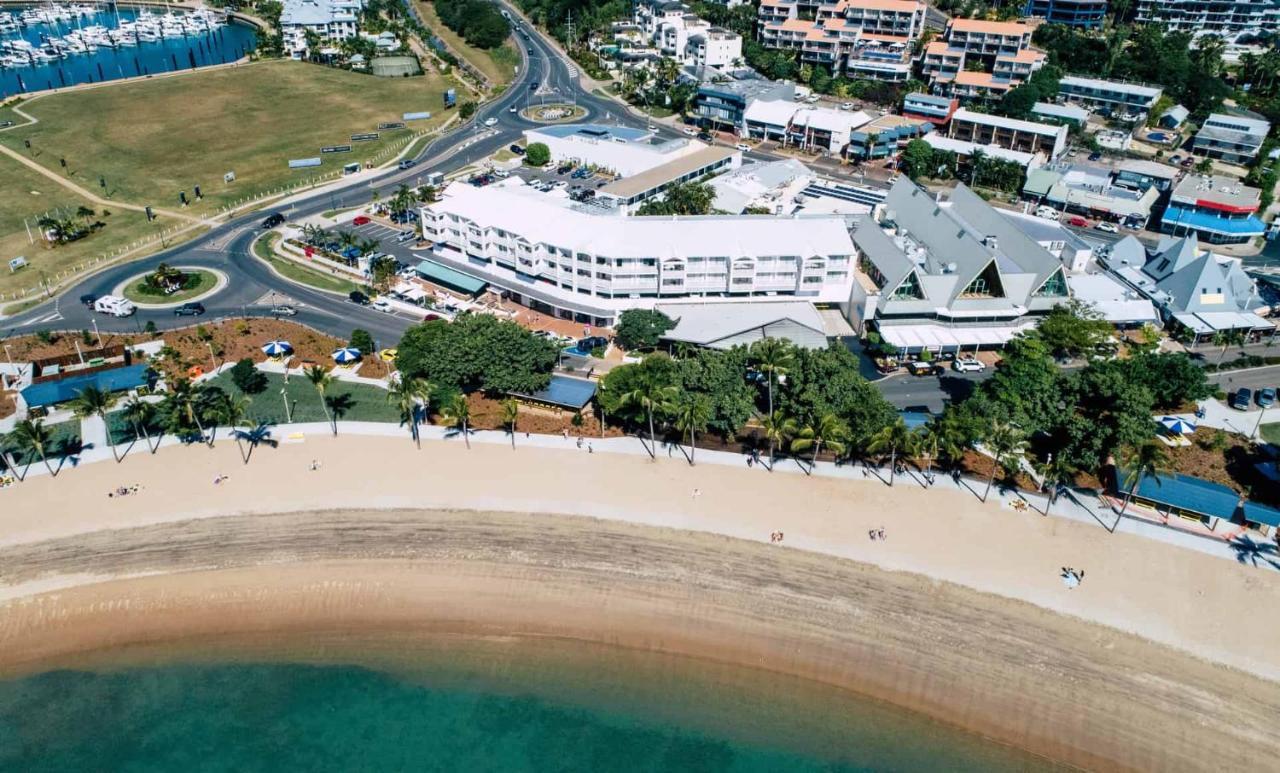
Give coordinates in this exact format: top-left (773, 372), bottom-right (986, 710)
top-left (1210, 364), bottom-right (1280, 393)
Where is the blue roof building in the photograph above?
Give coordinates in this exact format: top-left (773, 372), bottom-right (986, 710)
top-left (1125, 470), bottom-right (1241, 526)
top-left (20, 364), bottom-right (153, 409)
top-left (510, 374), bottom-right (597, 411)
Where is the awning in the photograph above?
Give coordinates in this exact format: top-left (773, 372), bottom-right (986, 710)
top-left (1174, 310), bottom-right (1272, 333)
top-left (877, 323), bottom-right (1035, 350)
top-left (414, 259), bottom-right (487, 296)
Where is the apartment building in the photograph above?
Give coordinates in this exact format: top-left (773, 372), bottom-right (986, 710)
top-left (1057, 76), bottom-right (1162, 115)
top-left (687, 27), bottom-right (742, 68)
top-left (1191, 112), bottom-right (1270, 165)
top-left (756, 0), bottom-right (924, 81)
top-left (693, 77), bottom-right (795, 131)
top-left (522, 124), bottom-right (711, 178)
top-left (280, 0), bottom-right (364, 59)
top-left (631, 0), bottom-right (742, 69)
top-left (948, 108), bottom-right (1068, 159)
top-left (1023, 0), bottom-right (1108, 28)
top-left (1133, 0), bottom-right (1277, 39)
top-left (420, 180), bottom-right (860, 326)
top-left (901, 92), bottom-right (958, 125)
top-left (742, 99), bottom-right (874, 154)
top-left (923, 20), bottom-right (1044, 99)
top-left (1160, 174), bottom-right (1266, 245)
top-left (942, 18), bottom-right (1034, 61)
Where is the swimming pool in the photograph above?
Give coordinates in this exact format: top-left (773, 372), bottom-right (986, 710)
top-left (1147, 131), bottom-right (1169, 142)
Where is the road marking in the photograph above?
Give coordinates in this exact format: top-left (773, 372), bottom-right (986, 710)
top-left (31, 311), bottom-right (62, 324)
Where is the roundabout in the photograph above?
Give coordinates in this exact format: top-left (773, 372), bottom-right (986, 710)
top-left (116, 267), bottom-right (229, 308)
top-left (520, 103), bottom-right (588, 124)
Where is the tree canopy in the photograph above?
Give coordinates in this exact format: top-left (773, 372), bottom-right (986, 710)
top-left (395, 314), bottom-right (560, 394)
top-left (635, 182), bottom-right (716, 216)
top-left (614, 309), bottom-right (675, 351)
top-left (524, 142), bottom-right (551, 167)
top-left (433, 0), bottom-right (510, 48)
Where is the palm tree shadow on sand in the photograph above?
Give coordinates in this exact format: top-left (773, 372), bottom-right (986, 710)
top-left (1229, 535), bottom-right (1280, 571)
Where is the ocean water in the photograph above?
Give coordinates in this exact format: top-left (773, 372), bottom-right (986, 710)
top-left (0, 8), bottom-right (256, 97)
top-left (0, 634), bottom-right (1060, 772)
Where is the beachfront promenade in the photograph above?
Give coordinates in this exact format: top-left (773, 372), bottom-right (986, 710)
top-left (11, 404), bottom-right (1275, 573)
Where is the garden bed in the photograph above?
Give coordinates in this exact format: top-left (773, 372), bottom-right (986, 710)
top-left (122, 268), bottom-right (217, 304)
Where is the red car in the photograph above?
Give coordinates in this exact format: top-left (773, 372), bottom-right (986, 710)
top-left (1066, 216), bottom-right (1089, 227)
top-left (352, 215), bottom-right (371, 226)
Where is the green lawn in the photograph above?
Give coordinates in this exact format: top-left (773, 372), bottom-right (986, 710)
top-left (206, 371), bottom-right (400, 425)
top-left (1, 420), bottom-right (82, 467)
top-left (1262, 423), bottom-right (1280, 446)
top-left (0, 60), bottom-right (461, 216)
top-left (0, 156), bottom-right (181, 302)
top-left (415, 0), bottom-right (514, 88)
top-left (122, 269), bottom-right (217, 303)
top-left (253, 233), bottom-right (361, 295)
top-left (105, 409), bottom-right (166, 447)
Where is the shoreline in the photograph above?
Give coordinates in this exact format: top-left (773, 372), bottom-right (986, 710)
top-left (1, 510), bottom-right (1278, 770)
top-left (2, 436), bottom-right (1280, 768)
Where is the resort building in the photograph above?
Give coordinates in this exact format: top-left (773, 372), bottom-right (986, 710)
top-left (1056, 76), bottom-right (1163, 115)
top-left (693, 77), bottom-right (795, 132)
top-left (1159, 174), bottom-right (1266, 245)
top-left (922, 20), bottom-right (1045, 98)
top-left (1022, 0), bottom-right (1108, 28)
top-left (847, 179), bottom-right (1072, 352)
top-left (595, 145), bottom-right (742, 212)
top-left (1159, 104), bottom-right (1190, 130)
top-left (1133, 0), bottom-right (1277, 39)
top-left (419, 179), bottom-right (859, 326)
top-left (1191, 112), bottom-right (1270, 165)
top-left (846, 114), bottom-right (933, 159)
top-left (522, 124), bottom-right (710, 178)
top-left (741, 99), bottom-right (874, 154)
top-left (901, 92), bottom-right (958, 126)
top-left (280, 0), bottom-right (364, 59)
top-left (687, 27), bottom-right (743, 68)
top-left (921, 134), bottom-right (1046, 174)
top-left (1103, 234), bottom-right (1274, 337)
top-left (940, 18), bottom-right (1034, 61)
top-left (755, 0), bottom-right (924, 81)
top-left (947, 109), bottom-right (1068, 160)
top-left (634, 0), bottom-right (743, 68)
top-left (1031, 101), bottom-right (1089, 128)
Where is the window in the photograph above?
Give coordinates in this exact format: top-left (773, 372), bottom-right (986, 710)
top-left (891, 270), bottom-right (925, 300)
top-left (959, 261), bottom-right (1005, 298)
top-left (1034, 268), bottom-right (1068, 297)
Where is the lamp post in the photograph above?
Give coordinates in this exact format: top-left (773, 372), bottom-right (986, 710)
top-left (282, 387), bottom-right (293, 423)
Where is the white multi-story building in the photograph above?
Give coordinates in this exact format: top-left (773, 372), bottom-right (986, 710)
top-left (633, 0), bottom-right (742, 69)
top-left (921, 19), bottom-right (1045, 98)
top-left (948, 108), bottom-right (1068, 160)
top-left (420, 180), bottom-right (858, 326)
top-left (523, 124), bottom-right (711, 178)
top-left (1191, 112), bottom-right (1271, 165)
top-left (280, 0), bottom-right (364, 59)
top-left (756, 0), bottom-right (923, 81)
top-left (1134, 0), bottom-right (1278, 40)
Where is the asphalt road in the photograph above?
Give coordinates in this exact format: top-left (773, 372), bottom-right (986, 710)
top-left (1210, 364), bottom-right (1280, 393)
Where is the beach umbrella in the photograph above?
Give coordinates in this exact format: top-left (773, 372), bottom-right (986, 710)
top-left (1159, 416), bottom-right (1196, 435)
top-left (332, 347), bottom-right (361, 364)
top-left (262, 340), bottom-right (293, 357)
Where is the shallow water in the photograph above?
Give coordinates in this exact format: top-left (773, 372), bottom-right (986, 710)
top-left (0, 632), bottom-right (1062, 772)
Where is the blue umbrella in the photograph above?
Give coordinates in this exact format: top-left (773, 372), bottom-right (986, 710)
top-left (262, 340), bottom-right (293, 356)
top-left (1159, 416), bottom-right (1196, 435)
top-left (332, 347), bottom-right (362, 364)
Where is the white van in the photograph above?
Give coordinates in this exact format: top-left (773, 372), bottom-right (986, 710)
top-left (94, 295), bottom-right (136, 317)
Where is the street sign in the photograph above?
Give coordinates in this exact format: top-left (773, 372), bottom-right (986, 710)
top-left (321, 145), bottom-right (352, 154)
top-left (224, 171), bottom-right (236, 183)
top-left (8, 256), bottom-right (27, 273)
top-left (403, 111), bottom-right (431, 121)
top-left (377, 122), bottom-right (405, 130)
top-left (351, 132), bottom-right (380, 142)
top-left (288, 158), bottom-right (322, 169)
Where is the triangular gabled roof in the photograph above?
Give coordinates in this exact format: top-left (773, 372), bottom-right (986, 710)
top-left (1143, 235), bottom-right (1200, 281)
top-left (1155, 253), bottom-right (1227, 312)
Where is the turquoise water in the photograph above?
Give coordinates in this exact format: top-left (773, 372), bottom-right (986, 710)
top-left (0, 637), bottom-right (1059, 772)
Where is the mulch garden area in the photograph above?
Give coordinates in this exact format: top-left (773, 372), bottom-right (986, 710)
top-left (1166, 427), bottom-right (1277, 503)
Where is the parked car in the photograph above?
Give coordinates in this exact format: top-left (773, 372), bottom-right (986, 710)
top-left (952, 357), bottom-right (986, 373)
top-left (1230, 388), bottom-right (1253, 410)
top-left (1095, 221), bottom-right (1119, 233)
top-left (352, 215), bottom-right (371, 226)
top-left (735, 143), bottom-right (751, 152)
top-left (271, 305), bottom-right (298, 317)
top-left (261, 212), bottom-right (285, 229)
top-left (371, 298), bottom-right (394, 314)
top-left (1088, 152), bottom-right (1102, 161)
top-left (682, 127), bottom-right (696, 136)
top-left (396, 230), bottom-right (416, 243)
top-left (906, 361), bottom-right (944, 376)
top-left (1066, 216), bottom-right (1089, 227)
top-left (509, 144), bottom-right (525, 155)
top-left (173, 302), bottom-right (205, 317)
top-left (697, 131), bottom-right (713, 141)
top-left (348, 290), bottom-right (370, 306)
top-left (1169, 154), bottom-right (1182, 164)
top-left (397, 159), bottom-right (416, 170)
top-left (1035, 206), bottom-right (1060, 221)
top-left (1258, 387), bottom-right (1277, 408)
top-left (840, 102), bottom-right (854, 110)
top-left (79, 293), bottom-right (99, 307)
top-left (1180, 158), bottom-right (1195, 167)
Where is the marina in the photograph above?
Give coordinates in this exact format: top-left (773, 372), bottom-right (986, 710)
top-left (1, 3), bottom-right (257, 95)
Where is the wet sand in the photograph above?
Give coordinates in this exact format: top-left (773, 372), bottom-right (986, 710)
top-left (1, 436), bottom-right (1279, 770)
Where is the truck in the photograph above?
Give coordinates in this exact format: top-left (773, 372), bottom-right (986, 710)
top-left (444, 88), bottom-right (457, 109)
top-left (93, 295), bottom-right (136, 317)
top-left (426, 171), bottom-right (444, 187)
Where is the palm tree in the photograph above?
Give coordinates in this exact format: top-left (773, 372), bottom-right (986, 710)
top-left (1119, 441), bottom-right (1171, 516)
top-left (757, 412), bottom-right (798, 471)
top-left (165, 379), bottom-right (208, 445)
top-left (69, 386), bottom-right (122, 462)
top-left (501, 398), bottom-right (520, 450)
top-left (211, 392), bottom-right (254, 463)
top-left (866, 418), bottom-right (914, 486)
top-left (749, 338), bottom-right (796, 469)
top-left (790, 412), bottom-right (849, 475)
top-left (672, 392), bottom-right (711, 465)
top-left (439, 393), bottom-right (472, 449)
top-left (122, 396), bottom-right (160, 454)
top-left (982, 421), bottom-right (1028, 503)
top-left (387, 375), bottom-right (433, 448)
top-left (9, 418), bottom-right (57, 477)
top-left (305, 365), bottom-right (336, 435)
top-left (618, 378), bottom-right (678, 460)
top-left (1034, 454), bottom-right (1078, 517)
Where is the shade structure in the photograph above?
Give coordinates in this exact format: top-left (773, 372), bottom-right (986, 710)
top-left (1159, 416), bottom-right (1197, 435)
top-left (332, 348), bottom-right (362, 364)
top-left (262, 341), bottom-right (293, 356)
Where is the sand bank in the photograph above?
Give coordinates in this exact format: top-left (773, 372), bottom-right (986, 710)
top-left (1, 436), bottom-right (1279, 769)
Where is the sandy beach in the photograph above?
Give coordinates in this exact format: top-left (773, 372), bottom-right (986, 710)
top-left (2, 434), bottom-right (1280, 770)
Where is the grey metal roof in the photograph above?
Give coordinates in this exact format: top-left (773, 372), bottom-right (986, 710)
top-left (655, 301), bottom-right (828, 347)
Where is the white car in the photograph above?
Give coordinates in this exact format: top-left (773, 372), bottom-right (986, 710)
top-left (371, 299), bottom-right (395, 314)
top-left (1095, 221), bottom-right (1119, 233)
top-left (509, 106), bottom-right (517, 113)
top-left (683, 127), bottom-right (697, 136)
top-left (840, 102), bottom-right (854, 111)
top-left (952, 358), bottom-right (986, 373)
top-left (483, 117), bottom-right (498, 127)
top-left (1035, 207), bottom-right (1060, 221)
top-left (735, 143), bottom-right (751, 152)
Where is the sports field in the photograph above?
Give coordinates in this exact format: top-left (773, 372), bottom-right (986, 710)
top-left (0, 61), bottom-right (461, 216)
top-left (0, 155), bottom-right (181, 302)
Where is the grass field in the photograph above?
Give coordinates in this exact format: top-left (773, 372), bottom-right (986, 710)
top-left (1, 419), bottom-right (82, 467)
top-left (1262, 423), bottom-right (1280, 445)
top-left (253, 233), bottom-right (361, 295)
top-left (122, 268), bottom-right (217, 303)
top-left (415, 0), bottom-right (515, 88)
top-left (207, 370), bottom-right (400, 425)
top-left (0, 61), bottom-right (461, 216)
top-left (0, 155), bottom-right (181, 301)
